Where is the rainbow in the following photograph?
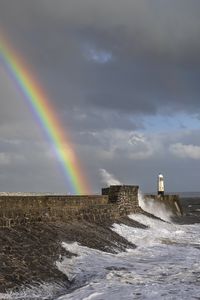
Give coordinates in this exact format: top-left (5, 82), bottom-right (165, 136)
top-left (0, 33), bottom-right (90, 194)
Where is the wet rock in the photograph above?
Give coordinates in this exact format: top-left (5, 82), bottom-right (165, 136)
top-left (0, 217), bottom-right (145, 293)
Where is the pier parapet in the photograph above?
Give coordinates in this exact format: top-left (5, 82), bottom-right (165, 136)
top-left (0, 185), bottom-right (141, 228)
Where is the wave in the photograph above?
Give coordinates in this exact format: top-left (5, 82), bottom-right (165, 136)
top-left (56, 216), bottom-right (200, 300)
top-left (1, 213), bottom-right (200, 300)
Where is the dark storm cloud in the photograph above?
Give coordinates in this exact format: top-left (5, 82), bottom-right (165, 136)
top-left (1, 0), bottom-right (200, 118)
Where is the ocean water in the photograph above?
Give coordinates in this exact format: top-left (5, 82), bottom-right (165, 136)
top-left (1, 198), bottom-right (200, 300)
top-left (56, 215), bottom-right (200, 300)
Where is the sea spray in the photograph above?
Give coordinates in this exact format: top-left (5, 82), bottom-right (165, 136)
top-left (0, 282), bottom-right (66, 300)
top-left (57, 220), bottom-right (200, 300)
top-left (99, 169), bottom-right (122, 186)
top-left (1, 216), bottom-right (199, 299)
top-left (138, 190), bottom-right (173, 222)
top-left (99, 169), bottom-right (173, 222)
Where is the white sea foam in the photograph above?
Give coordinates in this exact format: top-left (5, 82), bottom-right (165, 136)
top-left (56, 216), bottom-right (200, 300)
top-left (138, 190), bottom-right (173, 222)
top-left (113, 213), bottom-right (200, 249)
top-left (2, 215), bottom-right (200, 300)
top-left (0, 282), bottom-right (65, 300)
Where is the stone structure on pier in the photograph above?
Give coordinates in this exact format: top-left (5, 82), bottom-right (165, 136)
top-left (0, 184), bottom-right (183, 228)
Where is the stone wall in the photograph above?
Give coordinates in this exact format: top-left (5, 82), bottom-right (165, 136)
top-left (102, 185), bottom-right (139, 211)
top-left (0, 186), bottom-right (141, 228)
top-left (0, 186), bottom-right (184, 228)
top-left (0, 195), bottom-right (107, 227)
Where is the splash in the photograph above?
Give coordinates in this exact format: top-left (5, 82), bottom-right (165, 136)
top-left (99, 169), bottom-right (121, 186)
top-left (0, 282), bottom-right (66, 300)
top-left (138, 190), bottom-right (173, 222)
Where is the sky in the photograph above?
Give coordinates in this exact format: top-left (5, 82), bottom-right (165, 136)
top-left (0, 0), bottom-right (200, 193)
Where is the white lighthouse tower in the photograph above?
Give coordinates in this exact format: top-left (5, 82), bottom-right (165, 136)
top-left (158, 174), bottom-right (164, 196)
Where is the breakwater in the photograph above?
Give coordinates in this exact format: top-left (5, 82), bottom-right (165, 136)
top-left (0, 185), bottom-right (183, 293)
top-left (0, 185), bottom-right (141, 228)
top-left (0, 186), bottom-right (183, 228)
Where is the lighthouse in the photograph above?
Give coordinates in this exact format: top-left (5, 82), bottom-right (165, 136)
top-left (158, 174), bottom-right (164, 196)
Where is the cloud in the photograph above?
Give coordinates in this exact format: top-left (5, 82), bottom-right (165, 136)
top-left (1, 1), bottom-right (200, 192)
top-left (1, 0), bottom-right (200, 117)
top-left (0, 153), bottom-right (11, 165)
top-left (83, 44), bottom-right (113, 64)
top-left (2, 0), bottom-right (200, 60)
top-left (99, 168), bottom-right (121, 186)
top-left (169, 143), bottom-right (200, 159)
top-left (93, 130), bottom-right (159, 161)
top-left (0, 151), bottom-right (27, 166)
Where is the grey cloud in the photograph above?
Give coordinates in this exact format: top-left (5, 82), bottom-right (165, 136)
top-left (0, 138), bottom-right (68, 192)
top-left (1, 0), bottom-right (200, 192)
top-left (169, 143), bottom-right (200, 159)
top-left (1, 0), bottom-right (200, 58)
top-left (80, 128), bottom-right (200, 192)
top-left (1, 0), bottom-right (200, 117)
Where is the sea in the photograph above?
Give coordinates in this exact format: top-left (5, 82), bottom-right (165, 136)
top-left (1, 193), bottom-right (200, 300)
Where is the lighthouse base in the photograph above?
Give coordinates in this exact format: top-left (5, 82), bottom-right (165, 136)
top-left (158, 191), bottom-right (164, 197)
